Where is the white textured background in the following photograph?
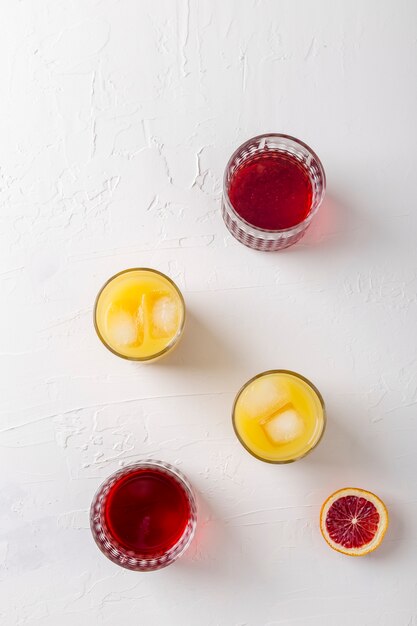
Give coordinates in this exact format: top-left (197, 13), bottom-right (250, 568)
top-left (1, 1), bottom-right (417, 624)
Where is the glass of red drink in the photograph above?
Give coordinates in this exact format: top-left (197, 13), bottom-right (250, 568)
top-left (90, 460), bottom-right (197, 571)
top-left (222, 134), bottom-right (326, 251)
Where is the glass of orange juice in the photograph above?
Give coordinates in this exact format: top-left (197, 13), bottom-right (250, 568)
top-left (94, 268), bottom-right (185, 361)
top-left (232, 370), bottom-right (325, 463)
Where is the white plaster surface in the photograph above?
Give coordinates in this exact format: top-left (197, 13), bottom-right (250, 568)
top-left (1, 1), bottom-right (417, 624)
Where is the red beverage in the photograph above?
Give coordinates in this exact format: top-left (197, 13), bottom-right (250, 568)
top-left (90, 461), bottom-right (197, 571)
top-left (228, 151), bottom-right (313, 230)
top-left (222, 134), bottom-right (325, 251)
top-left (105, 467), bottom-right (191, 555)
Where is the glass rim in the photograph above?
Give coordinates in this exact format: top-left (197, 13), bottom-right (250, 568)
top-left (223, 133), bottom-right (326, 234)
top-left (231, 369), bottom-right (327, 464)
top-left (90, 460), bottom-right (197, 570)
top-left (93, 267), bottom-right (186, 362)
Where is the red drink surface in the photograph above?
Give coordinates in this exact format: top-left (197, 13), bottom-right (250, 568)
top-left (228, 151), bottom-right (313, 230)
top-left (104, 468), bottom-right (191, 556)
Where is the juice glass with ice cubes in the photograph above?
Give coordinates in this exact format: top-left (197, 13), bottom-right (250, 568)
top-left (232, 370), bottom-right (325, 463)
top-left (94, 268), bottom-right (185, 361)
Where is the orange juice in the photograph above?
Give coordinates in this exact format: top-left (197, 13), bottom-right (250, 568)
top-left (232, 370), bottom-right (325, 463)
top-left (94, 269), bottom-right (185, 361)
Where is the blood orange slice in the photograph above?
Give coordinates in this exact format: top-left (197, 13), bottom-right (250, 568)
top-left (320, 488), bottom-right (388, 556)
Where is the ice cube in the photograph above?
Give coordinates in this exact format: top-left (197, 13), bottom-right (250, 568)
top-left (150, 295), bottom-right (179, 338)
top-left (240, 377), bottom-right (289, 420)
top-left (107, 310), bottom-right (139, 346)
top-left (261, 405), bottom-right (304, 445)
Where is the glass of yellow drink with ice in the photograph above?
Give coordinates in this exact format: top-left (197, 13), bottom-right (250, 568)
top-left (232, 370), bottom-right (325, 463)
top-left (94, 268), bottom-right (185, 361)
